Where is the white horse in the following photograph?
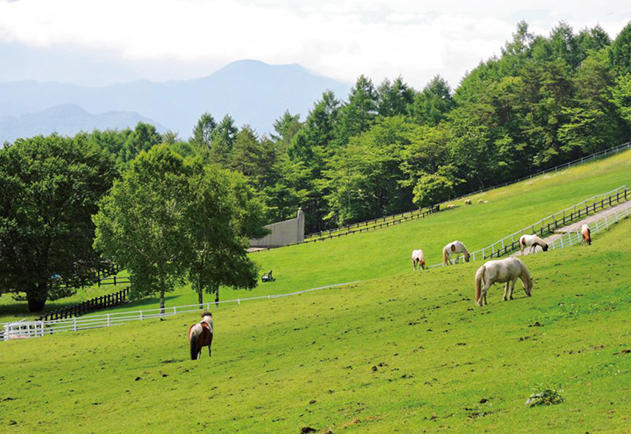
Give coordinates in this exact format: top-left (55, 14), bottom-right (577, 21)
top-left (188, 311), bottom-right (214, 360)
top-left (442, 241), bottom-right (470, 265)
top-left (581, 224), bottom-right (591, 245)
top-left (474, 257), bottom-right (533, 306)
top-left (411, 249), bottom-right (425, 270)
top-left (519, 234), bottom-right (548, 255)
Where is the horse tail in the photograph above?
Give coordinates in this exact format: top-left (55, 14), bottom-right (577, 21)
top-left (190, 330), bottom-right (199, 360)
top-left (475, 265), bottom-right (485, 304)
top-left (443, 248), bottom-right (448, 265)
top-left (586, 228), bottom-right (591, 245)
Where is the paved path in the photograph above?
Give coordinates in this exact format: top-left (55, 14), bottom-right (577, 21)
top-left (514, 199), bottom-right (631, 255)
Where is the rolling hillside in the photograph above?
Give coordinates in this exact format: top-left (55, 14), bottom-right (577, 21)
top-left (1, 212), bottom-right (630, 431)
top-left (2, 146), bottom-right (630, 323)
top-left (110, 147), bottom-right (631, 311)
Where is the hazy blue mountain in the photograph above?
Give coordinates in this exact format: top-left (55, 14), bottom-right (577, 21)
top-left (0, 60), bottom-right (351, 140)
top-left (0, 104), bottom-right (160, 143)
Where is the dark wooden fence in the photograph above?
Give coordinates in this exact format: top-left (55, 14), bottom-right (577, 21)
top-left (303, 204), bottom-right (441, 243)
top-left (38, 287), bottom-right (131, 321)
top-left (294, 141), bottom-right (631, 246)
top-left (478, 187), bottom-right (630, 260)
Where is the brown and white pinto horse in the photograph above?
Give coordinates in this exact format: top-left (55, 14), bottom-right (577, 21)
top-left (411, 249), bottom-right (425, 270)
top-left (519, 234), bottom-right (548, 255)
top-left (442, 241), bottom-right (470, 265)
top-left (581, 224), bottom-right (591, 245)
top-left (188, 311), bottom-right (213, 360)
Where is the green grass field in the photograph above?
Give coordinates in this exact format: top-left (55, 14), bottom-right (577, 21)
top-left (1, 210), bottom-right (630, 432)
top-left (2, 148), bottom-right (631, 322)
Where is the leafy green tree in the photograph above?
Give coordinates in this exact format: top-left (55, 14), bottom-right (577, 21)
top-left (558, 49), bottom-right (620, 155)
top-left (119, 122), bottom-right (162, 165)
top-left (191, 113), bottom-right (217, 150)
top-left (185, 162), bottom-right (267, 306)
top-left (289, 91), bottom-right (340, 232)
top-left (93, 145), bottom-right (191, 312)
top-left (611, 73), bottom-right (631, 126)
top-left (335, 75), bottom-right (379, 144)
top-left (409, 76), bottom-right (454, 126)
top-left (412, 168), bottom-right (457, 207)
top-left (610, 22), bottom-right (631, 75)
top-left (325, 117), bottom-right (416, 224)
top-left (209, 115), bottom-right (238, 166)
top-left (229, 126), bottom-right (276, 191)
top-left (377, 77), bottom-right (415, 117)
top-left (271, 111), bottom-right (302, 152)
top-left (0, 135), bottom-right (116, 312)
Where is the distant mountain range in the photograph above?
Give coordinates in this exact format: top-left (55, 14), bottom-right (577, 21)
top-left (0, 104), bottom-right (160, 143)
top-left (0, 60), bottom-right (350, 143)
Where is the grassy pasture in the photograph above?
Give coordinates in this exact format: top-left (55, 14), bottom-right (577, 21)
top-left (1, 213), bottom-right (630, 432)
top-left (2, 148), bottom-right (631, 321)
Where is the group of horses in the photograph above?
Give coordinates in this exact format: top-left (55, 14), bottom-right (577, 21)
top-left (188, 224), bottom-right (593, 361)
top-left (411, 223), bottom-right (592, 307)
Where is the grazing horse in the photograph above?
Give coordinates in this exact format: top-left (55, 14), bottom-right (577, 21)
top-left (411, 249), bottom-right (425, 271)
top-left (188, 311), bottom-right (213, 360)
top-left (581, 224), bottom-right (591, 245)
top-left (519, 234), bottom-right (549, 255)
top-left (475, 257), bottom-right (533, 306)
top-left (443, 241), bottom-right (470, 265)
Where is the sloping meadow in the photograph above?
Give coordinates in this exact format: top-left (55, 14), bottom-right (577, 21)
top-left (99, 147), bottom-right (631, 311)
top-left (2, 216), bottom-right (631, 431)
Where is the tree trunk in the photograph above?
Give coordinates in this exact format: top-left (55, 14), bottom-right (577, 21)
top-left (197, 280), bottom-right (204, 309)
top-left (26, 281), bottom-right (48, 312)
top-left (159, 274), bottom-right (165, 314)
top-left (214, 283), bottom-right (219, 306)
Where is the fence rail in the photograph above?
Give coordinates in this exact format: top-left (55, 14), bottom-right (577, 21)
top-left (37, 287), bottom-right (131, 321)
top-left (549, 202), bottom-right (631, 251)
top-left (302, 204), bottom-right (440, 243)
top-left (300, 141), bottom-right (631, 245)
top-left (468, 185), bottom-right (629, 261)
top-left (2, 282), bottom-right (359, 341)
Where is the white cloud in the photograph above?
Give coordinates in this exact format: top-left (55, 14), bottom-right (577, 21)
top-left (0, 0), bottom-right (629, 88)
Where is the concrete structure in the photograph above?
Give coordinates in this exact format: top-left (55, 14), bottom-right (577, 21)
top-left (249, 208), bottom-right (305, 248)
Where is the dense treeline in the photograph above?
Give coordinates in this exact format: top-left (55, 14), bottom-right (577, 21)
top-left (2, 22), bottom-right (631, 311)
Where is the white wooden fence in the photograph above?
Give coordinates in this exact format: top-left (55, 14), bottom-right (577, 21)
top-left (1, 281), bottom-right (359, 341)
top-left (549, 201), bottom-right (631, 250)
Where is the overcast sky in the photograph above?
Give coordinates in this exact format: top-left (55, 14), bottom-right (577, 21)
top-left (0, 0), bottom-right (629, 89)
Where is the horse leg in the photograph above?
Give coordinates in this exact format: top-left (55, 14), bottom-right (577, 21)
top-left (208, 334), bottom-right (213, 359)
top-left (503, 282), bottom-right (509, 301)
top-left (481, 282), bottom-right (491, 306)
top-left (412, 259), bottom-right (416, 271)
top-left (509, 278), bottom-right (517, 300)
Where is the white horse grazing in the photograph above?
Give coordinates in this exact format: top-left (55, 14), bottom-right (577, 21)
top-left (411, 249), bottom-right (425, 270)
top-left (443, 241), bottom-right (470, 265)
top-left (188, 311), bottom-right (214, 360)
top-left (474, 257), bottom-right (532, 306)
top-left (581, 224), bottom-right (591, 245)
top-left (519, 234), bottom-right (549, 255)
